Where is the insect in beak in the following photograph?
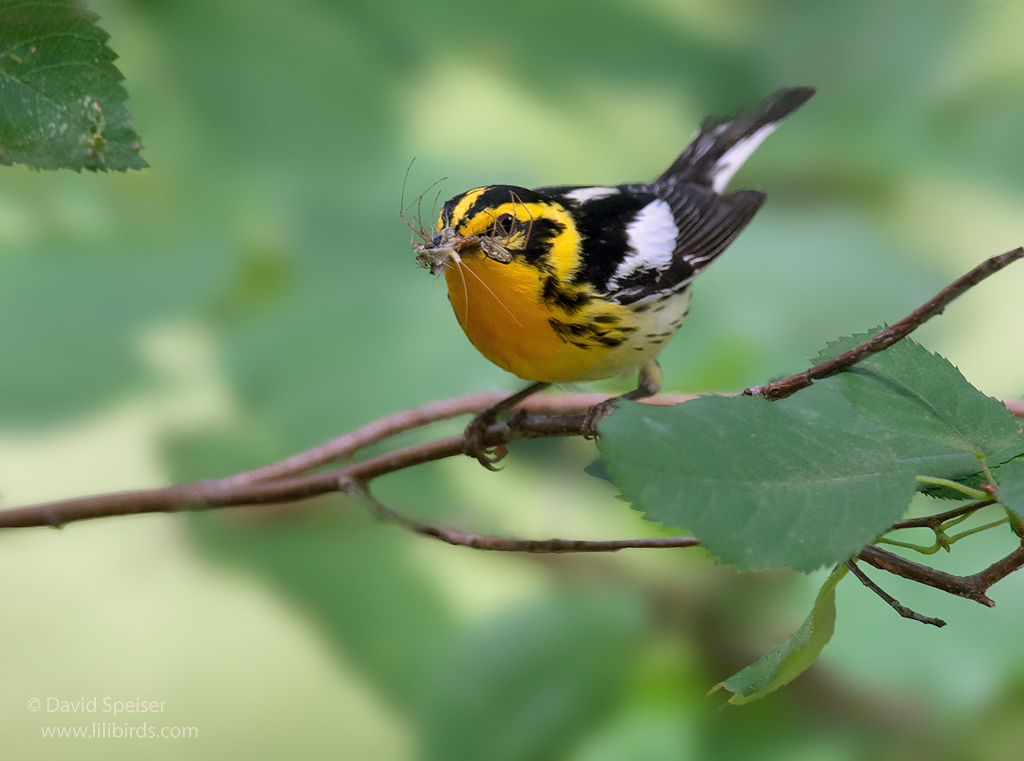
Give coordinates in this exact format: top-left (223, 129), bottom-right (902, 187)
top-left (415, 226), bottom-right (514, 275)
top-left (415, 227), bottom-right (463, 275)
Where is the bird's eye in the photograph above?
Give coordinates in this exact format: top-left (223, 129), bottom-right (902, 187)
top-left (494, 214), bottom-right (516, 236)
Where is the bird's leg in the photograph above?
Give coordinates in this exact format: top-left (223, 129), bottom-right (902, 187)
top-left (582, 359), bottom-right (662, 438)
top-left (463, 381), bottom-right (550, 470)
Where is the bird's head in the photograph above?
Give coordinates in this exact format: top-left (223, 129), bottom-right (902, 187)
top-left (411, 185), bottom-right (574, 276)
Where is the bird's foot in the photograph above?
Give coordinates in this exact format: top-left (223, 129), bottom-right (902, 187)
top-left (462, 409), bottom-right (509, 471)
top-left (462, 382), bottom-right (550, 470)
top-left (582, 399), bottom-right (618, 439)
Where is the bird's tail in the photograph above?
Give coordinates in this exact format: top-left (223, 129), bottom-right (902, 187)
top-left (656, 86), bottom-right (815, 194)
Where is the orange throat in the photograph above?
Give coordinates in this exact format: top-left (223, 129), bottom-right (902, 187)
top-left (443, 255), bottom-right (608, 383)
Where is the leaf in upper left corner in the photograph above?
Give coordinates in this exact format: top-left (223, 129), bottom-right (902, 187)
top-left (0, 0), bottom-right (146, 171)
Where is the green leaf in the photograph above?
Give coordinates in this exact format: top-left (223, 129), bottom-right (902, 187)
top-left (0, 0), bottom-right (146, 171)
top-left (995, 457), bottom-right (1024, 519)
top-left (774, 381), bottom-right (981, 480)
top-left (582, 457), bottom-right (613, 484)
top-left (418, 591), bottom-right (646, 761)
top-left (717, 565), bottom-right (847, 704)
top-left (813, 332), bottom-right (1024, 466)
top-left (597, 393), bottom-right (919, 572)
top-left (595, 331), bottom-right (1023, 572)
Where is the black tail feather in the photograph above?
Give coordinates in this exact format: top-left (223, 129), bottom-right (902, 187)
top-left (655, 86), bottom-right (815, 191)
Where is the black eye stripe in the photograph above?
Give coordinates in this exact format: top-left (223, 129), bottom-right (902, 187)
top-left (521, 218), bottom-right (566, 263)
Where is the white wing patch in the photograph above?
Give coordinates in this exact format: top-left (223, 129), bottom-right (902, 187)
top-left (709, 122), bottom-right (777, 193)
top-left (609, 199), bottom-right (678, 286)
top-left (565, 186), bottom-right (618, 204)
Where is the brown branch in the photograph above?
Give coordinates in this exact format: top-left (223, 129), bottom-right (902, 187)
top-left (745, 247), bottom-right (1024, 401)
top-left (857, 541), bottom-right (1024, 607)
top-left (219, 390), bottom-right (509, 486)
top-left (846, 560), bottom-right (946, 627)
top-left (0, 416), bottom-right (569, 528)
top-left (0, 393), bottom-right (1021, 530)
top-left (224, 391), bottom-right (697, 486)
top-left (0, 396), bottom-right (682, 529)
top-left (219, 392), bottom-right (698, 486)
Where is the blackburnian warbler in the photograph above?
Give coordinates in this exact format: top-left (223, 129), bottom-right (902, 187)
top-left (411, 86), bottom-right (815, 467)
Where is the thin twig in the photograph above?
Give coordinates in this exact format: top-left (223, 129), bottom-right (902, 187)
top-left (745, 247), bottom-right (1024, 401)
top-left (352, 485), bottom-right (701, 553)
top-left (846, 560), bottom-right (946, 627)
top-left (857, 541), bottom-right (1024, 607)
top-left (856, 545), bottom-right (995, 605)
top-left (889, 500), bottom-right (996, 530)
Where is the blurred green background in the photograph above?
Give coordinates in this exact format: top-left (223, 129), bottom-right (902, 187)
top-left (3, 0), bottom-right (1024, 758)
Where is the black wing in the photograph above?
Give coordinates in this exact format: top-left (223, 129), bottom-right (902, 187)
top-left (607, 87), bottom-right (814, 303)
top-left (534, 183), bottom-right (763, 305)
top-left (535, 87), bottom-right (812, 304)
top-left (607, 184), bottom-right (764, 304)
